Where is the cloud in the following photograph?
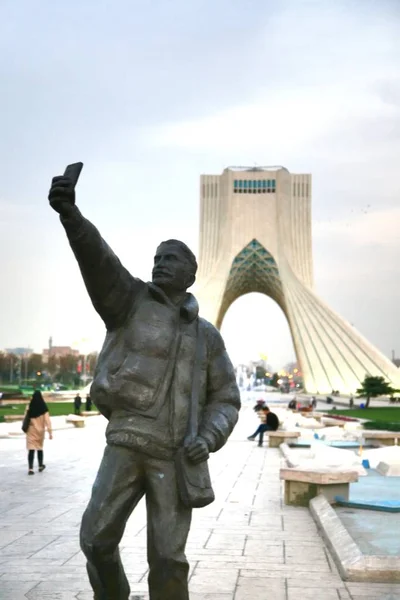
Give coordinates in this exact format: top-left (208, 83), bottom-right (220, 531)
top-left (1, 0), bottom-right (399, 367)
top-left (374, 77), bottom-right (400, 108)
top-left (0, 199), bottom-right (37, 227)
top-left (139, 1), bottom-right (400, 166)
top-left (313, 207), bottom-right (400, 248)
top-left (143, 86), bottom-right (388, 154)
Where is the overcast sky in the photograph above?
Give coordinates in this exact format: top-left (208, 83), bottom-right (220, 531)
top-left (1, 0), bottom-right (399, 370)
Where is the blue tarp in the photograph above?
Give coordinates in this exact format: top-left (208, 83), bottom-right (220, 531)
top-left (291, 440), bottom-right (374, 449)
top-left (335, 496), bottom-right (400, 512)
top-left (335, 470), bottom-right (400, 512)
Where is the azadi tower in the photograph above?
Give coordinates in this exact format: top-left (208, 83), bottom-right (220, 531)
top-left (195, 166), bottom-right (400, 395)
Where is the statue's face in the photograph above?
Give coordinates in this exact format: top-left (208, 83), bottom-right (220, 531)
top-left (152, 246), bottom-right (192, 291)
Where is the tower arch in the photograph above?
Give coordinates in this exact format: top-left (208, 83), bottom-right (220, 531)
top-left (216, 238), bottom-right (285, 328)
top-left (195, 166), bottom-right (400, 395)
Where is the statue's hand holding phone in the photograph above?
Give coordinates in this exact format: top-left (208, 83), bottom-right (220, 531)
top-left (48, 162), bottom-right (83, 217)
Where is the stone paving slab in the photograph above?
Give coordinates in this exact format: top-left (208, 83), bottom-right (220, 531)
top-left (0, 404), bottom-right (399, 599)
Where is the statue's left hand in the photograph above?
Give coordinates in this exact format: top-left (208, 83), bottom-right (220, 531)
top-left (185, 437), bottom-right (209, 464)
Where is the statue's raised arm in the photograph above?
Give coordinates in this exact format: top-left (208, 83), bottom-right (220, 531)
top-left (48, 172), bottom-right (145, 330)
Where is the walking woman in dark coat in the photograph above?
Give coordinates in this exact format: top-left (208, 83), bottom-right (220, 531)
top-left (24, 390), bottom-right (53, 475)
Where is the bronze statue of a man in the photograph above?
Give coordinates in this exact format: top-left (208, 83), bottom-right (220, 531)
top-left (48, 171), bottom-right (241, 600)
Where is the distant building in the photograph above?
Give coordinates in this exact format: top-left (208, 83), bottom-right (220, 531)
top-left (42, 336), bottom-right (80, 363)
top-left (42, 346), bottom-right (80, 363)
top-left (4, 347), bottom-right (33, 356)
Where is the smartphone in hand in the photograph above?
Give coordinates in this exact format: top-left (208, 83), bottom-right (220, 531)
top-left (64, 162), bottom-right (84, 189)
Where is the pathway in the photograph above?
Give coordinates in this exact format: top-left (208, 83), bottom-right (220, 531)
top-left (0, 406), bottom-right (398, 599)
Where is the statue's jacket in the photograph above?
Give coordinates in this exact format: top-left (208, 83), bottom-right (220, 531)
top-left (61, 208), bottom-right (241, 460)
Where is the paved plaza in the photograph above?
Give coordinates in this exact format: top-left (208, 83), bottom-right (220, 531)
top-left (0, 405), bottom-right (399, 600)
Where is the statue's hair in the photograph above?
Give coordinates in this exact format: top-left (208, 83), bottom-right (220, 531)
top-left (158, 239), bottom-right (198, 275)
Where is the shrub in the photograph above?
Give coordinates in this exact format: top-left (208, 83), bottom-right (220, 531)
top-left (363, 420), bottom-right (400, 432)
top-left (322, 414), bottom-right (359, 422)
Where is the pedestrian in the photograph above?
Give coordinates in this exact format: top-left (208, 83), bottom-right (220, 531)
top-left (85, 394), bottom-right (92, 411)
top-left (74, 393), bottom-right (82, 415)
top-left (24, 390), bottom-right (53, 475)
top-left (247, 406), bottom-right (279, 446)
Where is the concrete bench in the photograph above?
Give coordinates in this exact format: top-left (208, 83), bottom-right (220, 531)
top-left (321, 417), bottom-right (346, 427)
top-left (3, 414), bottom-right (23, 422)
top-left (301, 412), bottom-right (323, 421)
top-left (280, 467), bottom-right (358, 507)
top-left (81, 411), bottom-right (100, 417)
top-left (363, 431), bottom-right (400, 446)
top-left (0, 399), bottom-right (27, 406)
top-left (66, 415), bottom-right (85, 428)
top-left (267, 431), bottom-right (300, 448)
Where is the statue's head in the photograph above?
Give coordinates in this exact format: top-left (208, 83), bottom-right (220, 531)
top-left (152, 239), bottom-right (197, 292)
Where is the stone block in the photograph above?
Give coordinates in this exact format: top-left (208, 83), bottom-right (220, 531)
top-left (280, 468), bottom-right (358, 506)
top-left (363, 431), bottom-right (400, 446)
top-left (376, 461), bottom-right (400, 476)
top-left (283, 479), bottom-right (350, 506)
top-left (310, 494), bottom-right (400, 583)
top-left (268, 431), bottom-right (300, 448)
top-left (65, 415), bottom-right (85, 428)
top-left (280, 468), bottom-right (358, 484)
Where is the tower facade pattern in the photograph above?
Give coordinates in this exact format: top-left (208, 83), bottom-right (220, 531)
top-left (195, 166), bottom-right (400, 394)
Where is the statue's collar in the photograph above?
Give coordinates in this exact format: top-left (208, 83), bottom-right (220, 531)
top-left (147, 283), bottom-right (199, 323)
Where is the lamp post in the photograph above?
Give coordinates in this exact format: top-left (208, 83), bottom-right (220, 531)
top-left (74, 337), bottom-right (91, 389)
top-left (18, 356), bottom-right (22, 386)
top-left (83, 353), bottom-right (87, 386)
top-left (24, 353), bottom-right (29, 384)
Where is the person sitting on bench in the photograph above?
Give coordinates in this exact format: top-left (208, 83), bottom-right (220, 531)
top-left (247, 406), bottom-right (279, 447)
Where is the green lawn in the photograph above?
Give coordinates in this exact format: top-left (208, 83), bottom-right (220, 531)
top-left (0, 385), bottom-right (21, 391)
top-left (0, 385), bottom-right (47, 398)
top-left (328, 407), bottom-right (400, 423)
top-left (0, 402), bottom-right (77, 421)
